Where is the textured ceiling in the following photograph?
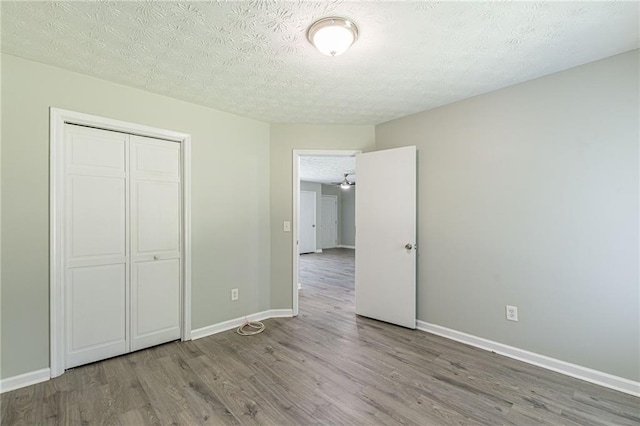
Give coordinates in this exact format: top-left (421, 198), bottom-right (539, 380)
top-left (300, 156), bottom-right (356, 185)
top-left (2, 1), bottom-right (638, 124)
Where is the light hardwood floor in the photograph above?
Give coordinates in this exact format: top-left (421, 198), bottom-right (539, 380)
top-left (2, 248), bottom-right (638, 425)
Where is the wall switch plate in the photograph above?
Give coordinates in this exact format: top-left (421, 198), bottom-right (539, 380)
top-left (283, 221), bottom-right (291, 232)
top-left (231, 288), bottom-right (239, 301)
top-left (506, 305), bottom-right (518, 321)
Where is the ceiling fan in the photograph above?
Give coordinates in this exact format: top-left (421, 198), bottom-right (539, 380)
top-left (331, 173), bottom-right (355, 189)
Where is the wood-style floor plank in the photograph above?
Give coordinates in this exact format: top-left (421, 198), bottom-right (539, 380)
top-left (2, 248), bottom-right (638, 425)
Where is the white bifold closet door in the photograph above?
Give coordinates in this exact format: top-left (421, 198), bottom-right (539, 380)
top-left (65, 125), bottom-right (129, 368)
top-left (64, 125), bottom-right (181, 369)
top-left (129, 135), bottom-right (181, 352)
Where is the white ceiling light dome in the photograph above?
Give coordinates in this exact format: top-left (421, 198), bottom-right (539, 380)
top-left (307, 17), bottom-right (359, 57)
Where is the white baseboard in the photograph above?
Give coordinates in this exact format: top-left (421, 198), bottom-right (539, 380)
top-left (269, 309), bottom-right (295, 318)
top-left (0, 368), bottom-right (50, 394)
top-left (315, 249), bottom-right (323, 253)
top-left (416, 321), bottom-right (640, 397)
top-left (191, 309), bottom-right (294, 340)
top-left (337, 245), bottom-right (355, 249)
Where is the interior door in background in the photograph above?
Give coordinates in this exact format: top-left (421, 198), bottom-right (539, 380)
top-left (355, 146), bottom-right (417, 329)
top-left (299, 190), bottom-right (317, 254)
top-left (321, 195), bottom-right (338, 249)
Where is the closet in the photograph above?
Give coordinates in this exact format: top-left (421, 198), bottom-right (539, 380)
top-left (64, 124), bottom-right (182, 369)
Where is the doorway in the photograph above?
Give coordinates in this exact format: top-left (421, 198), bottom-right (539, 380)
top-left (292, 146), bottom-right (418, 329)
top-left (292, 150), bottom-right (360, 316)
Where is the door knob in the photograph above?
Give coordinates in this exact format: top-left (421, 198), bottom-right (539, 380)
top-left (405, 243), bottom-right (413, 250)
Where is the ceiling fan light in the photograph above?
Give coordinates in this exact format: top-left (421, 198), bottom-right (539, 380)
top-left (307, 17), bottom-right (358, 56)
top-left (340, 181), bottom-right (350, 189)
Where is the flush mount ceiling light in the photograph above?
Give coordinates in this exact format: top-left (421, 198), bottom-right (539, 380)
top-left (307, 17), bottom-right (359, 57)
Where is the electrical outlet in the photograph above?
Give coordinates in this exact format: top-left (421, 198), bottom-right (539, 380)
top-left (506, 305), bottom-right (518, 322)
top-left (231, 288), bottom-right (239, 301)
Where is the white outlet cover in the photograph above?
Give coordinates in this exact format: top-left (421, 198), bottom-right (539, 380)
top-left (506, 305), bottom-right (518, 321)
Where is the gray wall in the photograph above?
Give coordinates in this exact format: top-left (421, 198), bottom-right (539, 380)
top-left (270, 125), bottom-right (375, 309)
top-left (339, 187), bottom-right (356, 246)
top-left (375, 50), bottom-right (639, 381)
top-left (1, 54), bottom-right (272, 379)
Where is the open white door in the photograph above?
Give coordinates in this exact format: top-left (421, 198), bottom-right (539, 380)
top-left (355, 146), bottom-right (416, 329)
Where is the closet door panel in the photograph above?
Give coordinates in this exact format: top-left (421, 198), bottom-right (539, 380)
top-left (134, 180), bottom-right (180, 256)
top-left (67, 126), bottom-right (125, 176)
top-left (66, 264), bottom-right (127, 368)
top-left (64, 124), bottom-right (129, 369)
top-left (130, 135), bottom-right (182, 351)
top-left (68, 175), bottom-right (126, 263)
top-left (134, 142), bottom-right (180, 177)
top-left (131, 259), bottom-right (181, 351)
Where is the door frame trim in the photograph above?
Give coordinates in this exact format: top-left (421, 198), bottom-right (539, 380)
top-left (292, 150), bottom-right (361, 316)
top-left (49, 108), bottom-right (192, 378)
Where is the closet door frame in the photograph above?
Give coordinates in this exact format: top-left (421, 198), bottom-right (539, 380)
top-left (49, 108), bottom-right (192, 378)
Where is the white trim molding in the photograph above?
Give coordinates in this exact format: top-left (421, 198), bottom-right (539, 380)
top-left (181, 136), bottom-right (192, 342)
top-left (269, 309), bottom-right (295, 318)
top-left (417, 321), bottom-right (640, 397)
top-left (0, 368), bottom-right (50, 394)
top-left (191, 309), bottom-right (294, 340)
top-left (337, 245), bottom-right (356, 249)
top-left (49, 108), bottom-right (192, 378)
